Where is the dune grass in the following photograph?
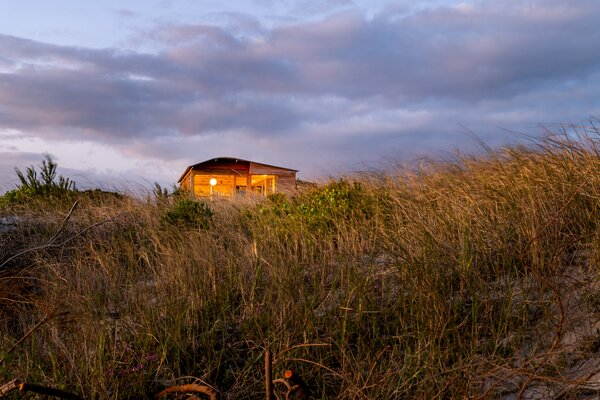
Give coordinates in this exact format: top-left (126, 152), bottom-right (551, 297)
top-left (1, 130), bottom-right (600, 398)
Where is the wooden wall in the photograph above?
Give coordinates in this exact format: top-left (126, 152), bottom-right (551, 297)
top-left (250, 163), bottom-right (293, 175)
top-left (197, 162), bottom-right (250, 174)
top-left (192, 173), bottom-right (247, 196)
top-left (180, 160), bottom-right (297, 196)
top-left (180, 171), bottom-right (191, 191)
top-left (276, 175), bottom-right (297, 194)
top-left (250, 163), bottom-right (297, 194)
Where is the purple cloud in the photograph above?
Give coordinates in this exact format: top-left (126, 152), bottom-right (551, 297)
top-left (0, 0), bottom-right (598, 186)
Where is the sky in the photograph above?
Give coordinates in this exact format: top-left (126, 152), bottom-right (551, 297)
top-left (1, 0), bottom-right (599, 193)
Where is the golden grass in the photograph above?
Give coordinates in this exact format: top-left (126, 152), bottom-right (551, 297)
top-left (1, 130), bottom-right (600, 398)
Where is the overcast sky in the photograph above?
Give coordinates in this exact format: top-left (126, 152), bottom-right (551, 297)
top-left (1, 0), bottom-right (599, 192)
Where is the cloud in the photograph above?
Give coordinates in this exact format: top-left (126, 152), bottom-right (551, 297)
top-left (0, 0), bottom-right (599, 184)
top-left (115, 9), bottom-right (139, 19)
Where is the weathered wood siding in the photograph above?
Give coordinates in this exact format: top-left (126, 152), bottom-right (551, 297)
top-left (180, 170), bottom-right (191, 191)
top-left (250, 163), bottom-right (292, 175)
top-left (250, 162), bottom-right (297, 194)
top-left (276, 175), bottom-right (297, 194)
top-left (198, 161), bottom-right (250, 174)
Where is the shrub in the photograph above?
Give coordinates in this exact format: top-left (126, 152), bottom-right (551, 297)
top-left (0, 154), bottom-right (76, 205)
top-left (161, 198), bottom-right (213, 229)
top-left (289, 179), bottom-right (374, 232)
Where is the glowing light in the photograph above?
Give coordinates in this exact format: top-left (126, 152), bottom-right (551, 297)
top-left (209, 178), bottom-right (217, 186)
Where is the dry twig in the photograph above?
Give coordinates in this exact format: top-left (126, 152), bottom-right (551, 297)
top-left (0, 311), bottom-right (54, 366)
top-left (0, 205), bottom-right (125, 270)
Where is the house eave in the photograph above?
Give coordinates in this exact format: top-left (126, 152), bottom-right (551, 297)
top-left (177, 166), bottom-right (193, 183)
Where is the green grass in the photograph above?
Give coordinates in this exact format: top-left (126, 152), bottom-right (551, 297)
top-left (1, 130), bottom-right (600, 398)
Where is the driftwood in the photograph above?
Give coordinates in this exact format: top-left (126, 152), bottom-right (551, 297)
top-left (273, 370), bottom-right (310, 400)
top-left (153, 352), bottom-right (310, 400)
top-left (0, 380), bottom-right (19, 397)
top-left (0, 379), bottom-right (83, 399)
top-left (18, 382), bottom-right (84, 399)
top-left (265, 350), bottom-right (273, 400)
top-left (2, 351), bottom-right (310, 400)
top-left (154, 383), bottom-right (219, 400)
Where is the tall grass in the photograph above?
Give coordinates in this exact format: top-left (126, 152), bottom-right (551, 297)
top-left (1, 130), bottom-right (600, 398)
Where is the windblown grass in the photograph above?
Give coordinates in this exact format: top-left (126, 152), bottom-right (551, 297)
top-left (1, 130), bottom-right (600, 398)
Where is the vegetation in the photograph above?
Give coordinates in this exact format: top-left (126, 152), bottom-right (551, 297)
top-left (0, 154), bottom-right (76, 206)
top-left (161, 197), bottom-right (214, 229)
top-left (1, 131), bottom-right (600, 398)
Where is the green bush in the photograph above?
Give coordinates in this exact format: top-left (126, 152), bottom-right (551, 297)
top-left (161, 198), bottom-right (213, 229)
top-left (295, 179), bottom-right (367, 215)
top-left (263, 179), bottom-right (373, 232)
top-left (0, 154), bottom-right (76, 205)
